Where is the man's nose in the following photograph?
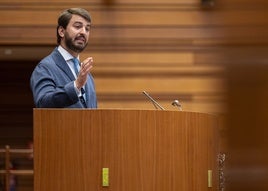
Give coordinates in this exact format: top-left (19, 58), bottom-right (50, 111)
top-left (80, 27), bottom-right (88, 34)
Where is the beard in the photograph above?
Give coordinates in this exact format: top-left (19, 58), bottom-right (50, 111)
top-left (65, 33), bottom-right (88, 53)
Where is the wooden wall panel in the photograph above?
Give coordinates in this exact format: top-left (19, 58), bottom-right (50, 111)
top-left (0, 1), bottom-right (228, 115)
top-left (215, 1), bottom-right (268, 190)
top-left (2, 0), bottom-right (200, 3)
top-left (224, 63), bottom-right (268, 191)
top-left (2, 9), bottom-right (268, 27)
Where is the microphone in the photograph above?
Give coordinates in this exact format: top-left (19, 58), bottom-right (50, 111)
top-left (142, 91), bottom-right (165, 110)
top-left (171, 99), bottom-right (182, 111)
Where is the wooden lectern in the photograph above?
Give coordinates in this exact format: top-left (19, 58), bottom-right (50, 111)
top-left (34, 109), bottom-right (219, 191)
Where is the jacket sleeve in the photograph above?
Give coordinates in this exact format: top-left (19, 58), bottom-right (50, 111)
top-left (30, 62), bottom-right (79, 108)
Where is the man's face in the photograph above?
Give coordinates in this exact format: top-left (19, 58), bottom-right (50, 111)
top-left (60, 14), bottom-right (91, 53)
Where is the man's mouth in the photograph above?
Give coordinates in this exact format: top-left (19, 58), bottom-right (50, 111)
top-left (75, 36), bottom-right (86, 43)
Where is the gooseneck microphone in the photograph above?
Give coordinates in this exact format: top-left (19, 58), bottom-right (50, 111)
top-left (142, 91), bottom-right (165, 110)
top-left (172, 99), bottom-right (182, 111)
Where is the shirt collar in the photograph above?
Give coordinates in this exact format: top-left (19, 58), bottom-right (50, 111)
top-left (57, 45), bottom-right (79, 61)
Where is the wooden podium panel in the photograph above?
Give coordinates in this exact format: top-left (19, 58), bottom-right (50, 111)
top-left (34, 109), bottom-right (219, 191)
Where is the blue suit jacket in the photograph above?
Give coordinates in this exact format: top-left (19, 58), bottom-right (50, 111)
top-left (30, 48), bottom-right (97, 108)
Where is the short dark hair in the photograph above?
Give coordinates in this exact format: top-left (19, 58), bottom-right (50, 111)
top-left (56, 8), bottom-right (91, 44)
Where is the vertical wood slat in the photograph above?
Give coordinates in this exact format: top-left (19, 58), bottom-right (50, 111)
top-left (5, 145), bottom-right (10, 191)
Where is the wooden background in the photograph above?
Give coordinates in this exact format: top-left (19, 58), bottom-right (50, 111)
top-left (1, 0), bottom-right (268, 190)
top-left (0, 0), bottom-right (227, 145)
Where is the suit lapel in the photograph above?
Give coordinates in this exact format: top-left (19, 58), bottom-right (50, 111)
top-left (51, 48), bottom-right (75, 81)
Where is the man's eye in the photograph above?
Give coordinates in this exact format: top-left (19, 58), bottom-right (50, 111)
top-left (74, 25), bottom-right (82, 29)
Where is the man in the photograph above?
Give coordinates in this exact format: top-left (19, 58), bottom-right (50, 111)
top-left (30, 8), bottom-right (97, 108)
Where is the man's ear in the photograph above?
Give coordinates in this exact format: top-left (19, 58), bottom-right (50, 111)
top-left (58, 26), bottom-right (65, 38)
